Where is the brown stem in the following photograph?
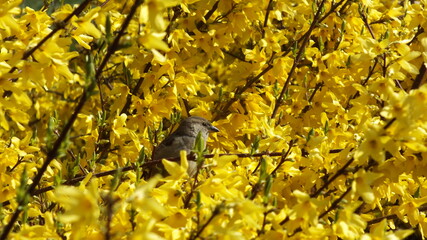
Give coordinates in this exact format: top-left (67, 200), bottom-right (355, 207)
top-left (270, 139), bottom-right (296, 176)
top-left (311, 157), bottom-right (354, 198)
top-left (319, 0), bottom-right (348, 23)
top-left (345, 58), bottom-right (378, 109)
top-left (271, 0), bottom-right (327, 119)
top-left (1, 149), bottom-right (344, 208)
top-left (262, 0), bottom-right (274, 38)
top-left (319, 186), bottom-right (352, 218)
top-left (196, 0), bottom-right (219, 31)
top-left (411, 62), bottom-right (427, 90)
top-left (0, 91), bottom-right (89, 240)
top-left (120, 63), bottom-right (152, 115)
top-left (300, 82), bottom-right (324, 115)
top-left (0, 1), bottom-right (144, 239)
top-left (214, 63), bottom-right (274, 121)
top-left (96, 0), bottom-right (143, 80)
top-left (359, 5), bottom-right (376, 39)
top-left (280, 158), bottom-right (355, 226)
top-left (21, 0), bottom-right (92, 62)
top-left (189, 203), bottom-right (224, 240)
top-left (367, 204), bottom-right (427, 225)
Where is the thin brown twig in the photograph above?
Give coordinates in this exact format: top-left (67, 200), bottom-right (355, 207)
top-left (367, 204), bottom-right (427, 225)
top-left (408, 26), bottom-right (424, 46)
top-left (319, 186), bottom-right (352, 218)
top-left (383, 117), bottom-right (396, 130)
top-left (345, 58), bottom-right (378, 109)
top-left (319, 0), bottom-right (348, 23)
top-left (164, 6), bottom-right (182, 42)
top-left (258, 208), bottom-right (278, 235)
top-left (0, 1), bottom-right (144, 238)
top-left (204, 1), bottom-right (220, 22)
top-left (104, 194), bottom-right (119, 240)
top-left (183, 155), bottom-right (205, 209)
top-left (95, 0), bottom-right (145, 162)
top-left (3, 0), bottom-right (92, 98)
top-left (300, 82), bottom-right (324, 115)
top-left (411, 62), bottom-right (427, 90)
top-left (0, 90), bottom-right (89, 240)
top-left (271, 0), bottom-right (328, 119)
top-left (280, 157), bottom-right (355, 226)
top-left (283, 0), bottom-right (348, 56)
top-left (270, 139), bottom-right (296, 176)
top-left (262, 0), bottom-right (274, 38)
top-left (189, 203), bottom-right (224, 240)
top-left (22, 0), bottom-right (92, 63)
top-left (216, 0), bottom-right (343, 121)
top-left (359, 4), bottom-right (376, 39)
top-left (120, 63), bottom-right (152, 115)
top-left (311, 157), bottom-right (355, 198)
top-left (97, 0), bottom-right (145, 111)
top-left (196, 0), bottom-right (220, 31)
top-left (214, 62), bottom-right (274, 121)
top-left (1, 149), bottom-right (344, 208)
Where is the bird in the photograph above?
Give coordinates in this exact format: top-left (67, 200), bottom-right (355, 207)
top-left (149, 116), bottom-right (219, 177)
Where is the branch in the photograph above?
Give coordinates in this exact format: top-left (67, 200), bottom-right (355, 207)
top-left (319, 186), bottom-right (352, 218)
top-left (358, 4), bottom-right (376, 39)
top-left (196, 0), bottom-right (219, 31)
top-left (120, 63), bottom-right (152, 115)
top-left (4, 0), bottom-right (92, 98)
top-left (0, 1), bottom-right (144, 238)
top-left (280, 158), bottom-right (355, 226)
top-left (189, 203), bottom-right (224, 240)
top-left (1, 149), bottom-right (344, 207)
top-left (300, 82), bottom-right (324, 115)
top-left (21, 0), bottom-right (92, 63)
top-left (270, 139), bottom-right (296, 176)
top-left (345, 58), bottom-right (378, 109)
top-left (311, 157), bottom-right (354, 198)
top-left (367, 204), bottom-right (427, 225)
top-left (411, 62), bottom-right (427, 90)
top-left (262, 0), bottom-right (274, 38)
top-left (271, 0), bottom-right (328, 119)
top-left (214, 61), bottom-right (274, 121)
top-left (319, 0), bottom-right (348, 23)
top-left (1, 86), bottom-right (89, 240)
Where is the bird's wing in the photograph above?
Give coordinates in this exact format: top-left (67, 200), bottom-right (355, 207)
top-left (153, 134), bottom-right (195, 160)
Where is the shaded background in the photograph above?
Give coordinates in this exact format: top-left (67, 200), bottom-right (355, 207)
top-left (21, 0), bottom-right (81, 12)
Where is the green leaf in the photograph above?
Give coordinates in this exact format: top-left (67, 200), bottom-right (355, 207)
top-left (250, 135), bottom-right (260, 155)
top-left (194, 131), bottom-right (206, 164)
top-left (306, 128), bottom-right (314, 142)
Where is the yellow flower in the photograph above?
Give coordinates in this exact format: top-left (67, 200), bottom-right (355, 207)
top-left (397, 195), bottom-right (427, 226)
top-left (0, 0), bottom-right (22, 36)
top-left (142, 0), bottom-right (181, 32)
top-left (333, 202), bottom-right (367, 239)
top-left (161, 150), bottom-right (189, 178)
top-left (128, 176), bottom-right (168, 220)
top-left (71, 7), bottom-right (102, 49)
top-left (54, 179), bottom-right (100, 239)
top-left (287, 190), bottom-right (322, 232)
top-left (352, 169), bottom-right (383, 204)
top-left (361, 219), bottom-right (413, 240)
top-left (390, 43), bottom-right (421, 75)
top-left (354, 123), bottom-right (388, 164)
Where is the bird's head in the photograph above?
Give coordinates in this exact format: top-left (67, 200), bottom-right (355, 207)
top-left (177, 116), bottom-right (219, 138)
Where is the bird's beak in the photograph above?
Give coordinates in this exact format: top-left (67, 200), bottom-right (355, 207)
top-left (209, 125), bottom-right (220, 132)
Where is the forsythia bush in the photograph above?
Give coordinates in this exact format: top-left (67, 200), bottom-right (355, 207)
top-left (1, 0), bottom-right (427, 239)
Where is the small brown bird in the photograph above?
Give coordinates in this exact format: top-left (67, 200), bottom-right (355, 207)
top-left (150, 116), bottom-right (219, 177)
